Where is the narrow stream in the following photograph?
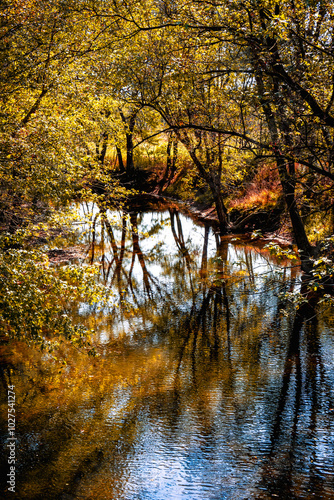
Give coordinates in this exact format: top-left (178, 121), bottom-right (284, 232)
top-left (1, 205), bottom-right (334, 499)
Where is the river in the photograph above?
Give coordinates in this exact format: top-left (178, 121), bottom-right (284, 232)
top-left (1, 204), bottom-right (334, 499)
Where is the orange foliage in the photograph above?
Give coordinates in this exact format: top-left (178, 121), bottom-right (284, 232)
top-left (229, 164), bottom-right (282, 210)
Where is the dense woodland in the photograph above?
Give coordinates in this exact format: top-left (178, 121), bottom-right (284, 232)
top-left (2, 0), bottom-right (334, 342)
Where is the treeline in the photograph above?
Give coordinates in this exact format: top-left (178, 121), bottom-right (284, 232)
top-left (1, 0), bottom-right (334, 272)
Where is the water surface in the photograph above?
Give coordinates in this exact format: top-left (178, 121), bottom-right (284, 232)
top-left (1, 206), bottom-right (334, 499)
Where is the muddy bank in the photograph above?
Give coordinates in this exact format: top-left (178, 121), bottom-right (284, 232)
top-left (47, 246), bottom-right (88, 264)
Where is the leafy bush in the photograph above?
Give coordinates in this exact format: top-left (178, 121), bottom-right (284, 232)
top-left (0, 234), bottom-right (105, 353)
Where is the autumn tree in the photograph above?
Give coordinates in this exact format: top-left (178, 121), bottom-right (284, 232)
top-left (87, 10), bottom-right (250, 232)
top-left (153, 0), bottom-right (334, 267)
top-left (106, 0), bottom-right (334, 267)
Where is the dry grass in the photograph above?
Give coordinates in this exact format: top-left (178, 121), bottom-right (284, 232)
top-left (229, 164), bottom-right (282, 211)
top-left (230, 188), bottom-right (281, 210)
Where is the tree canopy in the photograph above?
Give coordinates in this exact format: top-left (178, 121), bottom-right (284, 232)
top-left (2, 0), bottom-right (334, 340)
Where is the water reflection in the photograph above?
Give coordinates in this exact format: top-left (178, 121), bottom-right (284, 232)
top-left (1, 205), bottom-right (334, 499)
top-left (259, 286), bottom-right (334, 499)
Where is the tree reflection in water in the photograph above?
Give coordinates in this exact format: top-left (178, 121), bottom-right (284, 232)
top-left (258, 282), bottom-right (333, 499)
top-left (1, 205), bottom-right (334, 499)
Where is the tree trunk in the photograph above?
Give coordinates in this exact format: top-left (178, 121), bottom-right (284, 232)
top-left (213, 189), bottom-right (228, 235)
top-left (155, 133), bottom-right (178, 194)
top-left (96, 132), bottom-right (108, 166)
top-left (126, 130), bottom-right (134, 174)
top-left (115, 146), bottom-right (125, 173)
top-left (182, 139), bottom-right (229, 234)
top-left (119, 109), bottom-right (137, 176)
top-left (276, 157), bottom-right (315, 270)
top-left (254, 69), bottom-right (314, 270)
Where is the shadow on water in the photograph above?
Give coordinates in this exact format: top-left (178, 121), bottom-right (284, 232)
top-left (257, 281), bottom-right (334, 500)
top-left (1, 204), bottom-right (334, 499)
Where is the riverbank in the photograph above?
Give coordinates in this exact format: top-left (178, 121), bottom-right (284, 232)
top-left (122, 191), bottom-right (293, 248)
